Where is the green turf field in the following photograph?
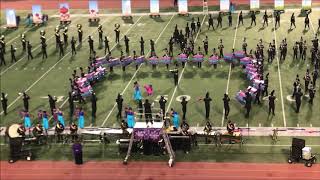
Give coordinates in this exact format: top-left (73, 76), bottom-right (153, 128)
top-left (0, 9), bottom-right (319, 130)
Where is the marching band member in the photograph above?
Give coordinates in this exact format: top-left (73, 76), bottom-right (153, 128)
top-left (227, 120), bottom-right (235, 134)
top-left (70, 122), bottom-right (78, 141)
top-left (33, 123), bottom-right (44, 144)
top-left (55, 121), bottom-right (65, 142)
top-left (42, 111), bottom-right (49, 134)
top-left (57, 109), bottom-right (65, 127)
top-left (77, 108), bottom-right (85, 129)
top-left (133, 81), bottom-right (142, 102)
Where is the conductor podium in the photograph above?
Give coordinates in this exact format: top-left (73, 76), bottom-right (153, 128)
top-left (123, 122), bottom-right (175, 167)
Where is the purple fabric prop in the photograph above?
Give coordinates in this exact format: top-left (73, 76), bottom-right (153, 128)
top-left (149, 56), bottom-right (159, 65)
top-left (160, 56), bottom-right (172, 64)
top-left (177, 53), bottom-right (188, 62)
top-left (133, 128), bottom-right (162, 141)
top-left (192, 54), bottom-right (204, 62)
top-left (234, 51), bottom-right (245, 58)
top-left (107, 58), bottom-right (121, 67)
top-left (121, 56), bottom-right (133, 66)
top-left (208, 55), bottom-right (220, 65)
top-left (135, 56), bottom-right (145, 65)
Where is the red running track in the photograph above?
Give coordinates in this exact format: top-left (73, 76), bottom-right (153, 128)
top-left (1, 161), bottom-right (320, 180)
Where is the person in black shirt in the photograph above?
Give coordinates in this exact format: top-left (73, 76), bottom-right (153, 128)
top-left (228, 12), bottom-right (232, 27)
top-left (22, 92), bottom-right (30, 111)
top-left (0, 46), bottom-right (5, 66)
top-left (21, 34), bottom-right (27, 52)
top-left (294, 88), bottom-right (303, 113)
top-left (208, 14), bottom-right (214, 30)
top-left (202, 92), bottom-right (212, 120)
top-left (293, 42), bottom-right (298, 60)
top-left (55, 30), bottom-right (60, 49)
top-left (91, 92), bottom-right (97, 124)
top-left (203, 36), bottom-right (208, 55)
top-left (10, 45), bottom-right (17, 62)
top-left (191, 18), bottom-right (196, 35)
top-left (185, 23), bottom-right (190, 38)
top-left (263, 11), bottom-right (268, 27)
top-left (98, 24), bottom-right (103, 44)
top-left (170, 67), bottom-right (179, 86)
top-left (217, 12), bottom-right (222, 28)
top-left (254, 83), bottom-right (262, 105)
top-left (268, 90), bottom-right (276, 115)
top-left (124, 35), bottom-right (130, 55)
top-left (58, 39), bottom-right (64, 57)
top-left (116, 94), bottom-right (123, 119)
top-left (138, 100), bottom-right (143, 119)
top-left (114, 25), bottom-right (120, 43)
top-left (244, 91), bottom-right (252, 118)
top-left (63, 27), bottom-right (68, 46)
top-left (238, 11), bottom-right (244, 26)
top-left (103, 36), bottom-right (109, 55)
top-left (304, 14), bottom-right (310, 30)
top-left (308, 85), bottom-right (315, 105)
top-left (88, 36), bottom-right (94, 55)
top-left (318, 18), bottom-right (320, 32)
top-left (77, 24), bottom-right (83, 44)
top-left (144, 99), bottom-right (153, 124)
top-left (41, 41), bottom-right (47, 59)
top-left (150, 39), bottom-right (155, 54)
top-left (312, 69), bottom-right (318, 87)
top-left (263, 73), bottom-right (269, 96)
top-left (48, 94), bottom-right (57, 115)
top-left (290, 13), bottom-right (296, 29)
top-left (159, 96), bottom-right (167, 118)
top-left (71, 36), bottom-right (77, 56)
top-left (168, 37), bottom-right (174, 57)
top-left (275, 12), bottom-right (280, 28)
top-left (197, 17), bottom-right (201, 32)
top-left (1, 93), bottom-right (8, 115)
top-left (140, 36), bottom-right (144, 55)
top-left (181, 96), bottom-right (188, 120)
top-left (250, 11), bottom-right (256, 26)
top-left (26, 41), bottom-right (33, 60)
top-left (223, 93), bottom-right (230, 119)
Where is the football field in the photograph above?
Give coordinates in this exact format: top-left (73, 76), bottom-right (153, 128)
top-left (0, 9), bottom-right (319, 129)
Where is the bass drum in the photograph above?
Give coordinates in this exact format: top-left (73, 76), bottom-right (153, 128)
top-left (6, 124), bottom-right (22, 138)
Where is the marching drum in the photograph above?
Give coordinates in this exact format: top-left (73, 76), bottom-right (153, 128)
top-left (7, 124), bottom-right (22, 138)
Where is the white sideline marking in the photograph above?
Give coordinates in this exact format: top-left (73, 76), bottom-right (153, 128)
top-left (221, 12), bottom-right (240, 127)
top-left (166, 14), bottom-right (207, 114)
top-left (272, 16), bottom-right (287, 127)
top-left (101, 14), bottom-right (175, 127)
top-left (0, 18), bottom-right (82, 76)
top-left (0, 18), bottom-right (110, 116)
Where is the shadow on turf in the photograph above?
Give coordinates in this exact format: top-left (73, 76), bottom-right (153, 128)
top-left (136, 71), bottom-right (149, 79)
top-left (150, 16), bottom-right (165, 22)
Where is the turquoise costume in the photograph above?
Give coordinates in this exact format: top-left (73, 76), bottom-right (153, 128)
top-left (133, 86), bottom-right (142, 101)
top-left (42, 114), bottom-right (49, 130)
top-left (173, 112), bottom-right (180, 128)
top-left (78, 111), bottom-right (85, 128)
top-left (127, 112), bottom-right (135, 128)
top-left (57, 112), bottom-right (65, 127)
top-left (24, 114), bottom-right (31, 128)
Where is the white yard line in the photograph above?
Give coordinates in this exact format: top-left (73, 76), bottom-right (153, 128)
top-left (272, 15), bottom-right (287, 127)
top-left (0, 18), bottom-right (110, 116)
top-left (309, 15), bottom-right (317, 35)
top-left (58, 16), bottom-right (144, 109)
top-left (101, 14), bottom-right (176, 127)
top-left (0, 18), bottom-right (82, 76)
top-left (165, 14), bottom-right (207, 114)
top-left (221, 12), bottom-right (240, 127)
